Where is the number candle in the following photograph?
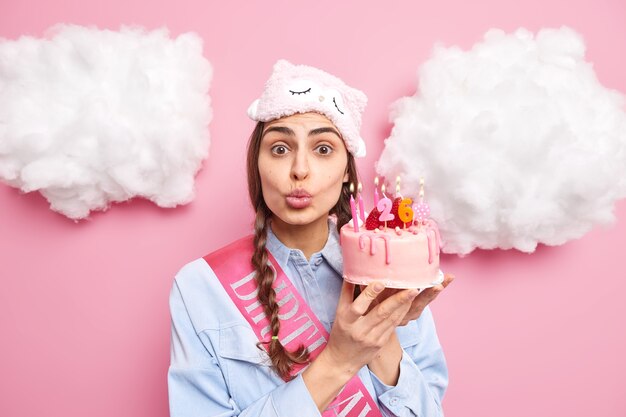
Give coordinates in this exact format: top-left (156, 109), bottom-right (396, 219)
top-left (349, 183), bottom-right (359, 232)
top-left (377, 184), bottom-right (394, 231)
top-left (413, 177), bottom-right (430, 224)
top-left (398, 198), bottom-right (414, 228)
top-left (357, 182), bottom-right (365, 223)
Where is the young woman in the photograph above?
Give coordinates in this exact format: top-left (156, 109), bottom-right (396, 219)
top-left (168, 60), bottom-right (453, 417)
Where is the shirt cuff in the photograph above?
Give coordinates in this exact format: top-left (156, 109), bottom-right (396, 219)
top-left (374, 350), bottom-right (443, 417)
top-left (369, 366), bottom-right (395, 396)
top-left (271, 373), bottom-right (322, 417)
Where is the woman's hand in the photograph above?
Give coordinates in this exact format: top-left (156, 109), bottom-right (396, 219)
top-left (301, 281), bottom-right (418, 411)
top-left (320, 280), bottom-right (420, 376)
top-left (401, 273), bottom-right (454, 325)
top-left (362, 273), bottom-right (455, 326)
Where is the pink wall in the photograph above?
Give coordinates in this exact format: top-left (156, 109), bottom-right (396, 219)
top-left (1, 1), bottom-right (625, 416)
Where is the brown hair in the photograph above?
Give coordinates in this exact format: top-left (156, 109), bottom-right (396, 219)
top-left (246, 120), bottom-right (359, 380)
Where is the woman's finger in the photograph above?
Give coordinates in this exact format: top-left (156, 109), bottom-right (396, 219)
top-left (404, 273), bottom-right (455, 322)
top-left (365, 288), bottom-right (419, 327)
top-left (442, 273), bottom-right (455, 288)
top-left (345, 281), bottom-right (386, 321)
top-left (421, 273), bottom-right (455, 303)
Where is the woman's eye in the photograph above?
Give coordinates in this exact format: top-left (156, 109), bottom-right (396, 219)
top-left (271, 145), bottom-right (288, 155)
top-left (316, 145), bottom-right (333, 155)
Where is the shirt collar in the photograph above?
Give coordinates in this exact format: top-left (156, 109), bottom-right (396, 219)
top-left (320, 219), bottom-right (344, 276)
top-left (265, 223), bottom-right (291, 269)
top-left (266, 217), bottom-right (344, 276)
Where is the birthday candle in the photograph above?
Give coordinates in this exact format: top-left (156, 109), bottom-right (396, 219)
top-left (349, 183), bottom-right (359, 232)
top-left (377, 184), bottom-right (394, 231)
top-left (374, 176), bottom-right (380, 206)
top-left (398, 198), bottom-right (414, 228)
top-left (413, 177), bottom-right (430, 224)
top-left (357, 182), bottom-right (365, 223)
top-left (396, 176), bottom-right (401, 198)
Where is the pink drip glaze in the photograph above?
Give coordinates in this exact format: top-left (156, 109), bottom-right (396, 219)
top-left (358, 234), bottom-right (369, 252)
top-left (380, 235), bottom-right (391, 264)
top-left (358, 232), bottom-right (392, 264)
top-left (426, 219), bottom-right (441, 255)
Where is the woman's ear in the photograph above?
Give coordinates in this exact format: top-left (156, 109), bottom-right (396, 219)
top-left (343, 171), bottom-right (349, 182)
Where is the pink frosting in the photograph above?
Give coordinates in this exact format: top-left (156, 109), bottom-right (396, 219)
top-left (359, 233), bottom-right (392, 264)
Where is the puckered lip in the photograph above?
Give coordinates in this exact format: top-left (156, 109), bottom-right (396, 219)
top-left (287, 189), bottom-right (312, 198)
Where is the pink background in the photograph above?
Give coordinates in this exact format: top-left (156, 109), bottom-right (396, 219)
top-left (1, 1), bottom-right (625, 416)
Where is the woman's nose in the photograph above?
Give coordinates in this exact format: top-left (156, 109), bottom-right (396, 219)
top-left (291, 150), bottom-right (310, 180)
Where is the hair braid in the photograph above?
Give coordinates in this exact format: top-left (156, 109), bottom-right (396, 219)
top-left (251, 207), bottom-right (310, 381)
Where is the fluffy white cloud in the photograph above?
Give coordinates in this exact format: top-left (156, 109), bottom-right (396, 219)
top-left (376, 27), bottom-right (626, 255)
top-left (0, 24), bottom-right (212, 219)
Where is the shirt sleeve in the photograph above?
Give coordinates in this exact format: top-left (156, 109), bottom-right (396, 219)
top-left (167, 278), bottom-right (323, 417)
top-left (367, 306), bottom-right (448, 417)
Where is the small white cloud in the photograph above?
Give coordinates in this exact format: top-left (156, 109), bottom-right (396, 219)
top-left (0, 24), bottom-right (212, 219)
top-left (376, 26), bottom-right (626, 255)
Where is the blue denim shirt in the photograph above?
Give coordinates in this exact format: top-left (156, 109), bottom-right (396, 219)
top-left (168, 219), bottom-right (448, 417)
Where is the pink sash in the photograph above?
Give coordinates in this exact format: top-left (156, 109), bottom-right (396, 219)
top-left (204, 235), bottom-right (382, 417)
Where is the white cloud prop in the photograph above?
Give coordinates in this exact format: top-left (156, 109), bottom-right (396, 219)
top-left (0, 24), bottom-right (212, 219)
top-left (377, 27), bottom-right (626, 255)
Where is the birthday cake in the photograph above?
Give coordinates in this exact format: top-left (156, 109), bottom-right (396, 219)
top-left (339, 178), bottom-right (444, 289)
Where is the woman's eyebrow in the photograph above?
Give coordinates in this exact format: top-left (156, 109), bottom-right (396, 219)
top-left (262, 126), bottom-right (294, 137)
top-left (309, 127), bottom-right (341, 138)
top-left (262, 126), bottom-right (341, 139)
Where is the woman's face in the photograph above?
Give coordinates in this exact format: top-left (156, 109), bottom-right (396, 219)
top-left (258, 112), bottom-right (349, 229)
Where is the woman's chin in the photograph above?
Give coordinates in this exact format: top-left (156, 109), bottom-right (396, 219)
top-left (272, 208), bottom-right (329, 228)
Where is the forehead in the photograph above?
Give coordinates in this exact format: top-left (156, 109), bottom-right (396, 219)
top-left (263, 112), bottom-right (336, 131)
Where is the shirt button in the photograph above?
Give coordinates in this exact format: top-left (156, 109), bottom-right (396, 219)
top-left (315, 258), bottom-right (323, 266)
top-left (389, 397), bottom-right (398, 406)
